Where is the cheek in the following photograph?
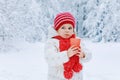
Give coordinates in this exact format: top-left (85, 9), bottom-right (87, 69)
top-left (71, 30), bottom-right (74, 34)
top-left (58, 31), bottom-right (63, 35)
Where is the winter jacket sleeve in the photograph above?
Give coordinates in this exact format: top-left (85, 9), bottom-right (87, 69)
top-left (80, 40), bottom-right (92, 63)
top-left (44, 39), bottom-right (69, 67)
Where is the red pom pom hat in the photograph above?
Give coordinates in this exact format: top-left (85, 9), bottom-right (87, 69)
top-left (54, 12), bottom-right (75, 30)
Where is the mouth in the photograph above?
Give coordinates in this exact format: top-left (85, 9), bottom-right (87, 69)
top-left (64, 34), bottom-right (70, 38)
top-left (65, 34), bottom-right (69, 36)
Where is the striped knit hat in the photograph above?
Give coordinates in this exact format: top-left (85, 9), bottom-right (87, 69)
top-left (54, 12), bottom-right (75, 30)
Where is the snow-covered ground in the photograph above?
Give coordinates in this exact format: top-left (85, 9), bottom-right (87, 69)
top-left (0, 41), bottom-right (120, 80)
top-left (83, 41), bottom-right (120, 80)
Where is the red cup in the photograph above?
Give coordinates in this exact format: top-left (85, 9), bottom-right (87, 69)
top-left (70, 38), bottom-right (80, 47)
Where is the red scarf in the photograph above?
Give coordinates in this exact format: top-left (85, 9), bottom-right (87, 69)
top-left (53, 34), bottom-right (82, 79)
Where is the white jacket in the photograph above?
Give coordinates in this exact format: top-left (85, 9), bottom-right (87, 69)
top-left (44, 27), bottom-right (92, 80)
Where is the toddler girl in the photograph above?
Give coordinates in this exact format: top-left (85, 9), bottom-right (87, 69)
top-left (44, 12), bottom-right (91, 80)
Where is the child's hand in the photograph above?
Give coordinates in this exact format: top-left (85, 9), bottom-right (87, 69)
top-left (67, 45), bottom-right (80, 58)
top-left (76, 51), bottom-right (85, 58)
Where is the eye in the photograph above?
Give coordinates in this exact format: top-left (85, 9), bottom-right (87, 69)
top-left (68, 26), bottom-right (72, 30)
top-left (61, 26), bottom-right (65, 29)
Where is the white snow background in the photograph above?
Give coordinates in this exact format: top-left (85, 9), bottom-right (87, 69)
top-left (0, 40), bottom-right (120, 80)
top-left (0, 0), bottom-right (120, 80)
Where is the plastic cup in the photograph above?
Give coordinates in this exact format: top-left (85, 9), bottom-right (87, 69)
top-left (70, 38), bottom-right (80, 47)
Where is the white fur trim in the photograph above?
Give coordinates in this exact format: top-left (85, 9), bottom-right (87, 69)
top-left (47, 26), bottom-right (58, 38)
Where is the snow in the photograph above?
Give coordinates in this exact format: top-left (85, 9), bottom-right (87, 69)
top-left (0, 0), bottom-right (120, 79)
top-left (83, 41), bottom-right (120, 80)
top-left (1, 0), bottom-right (120, 43)
top-left (0, 41), bottom-right (120, 80)
top-left (0, 42), bottom-right (48, 80)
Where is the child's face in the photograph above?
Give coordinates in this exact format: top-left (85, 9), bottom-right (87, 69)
top-left (57, 24), bottom-right (74, 38)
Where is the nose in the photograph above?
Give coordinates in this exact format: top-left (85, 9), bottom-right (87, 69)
top-left (65, 29), bottom-right (69, 33)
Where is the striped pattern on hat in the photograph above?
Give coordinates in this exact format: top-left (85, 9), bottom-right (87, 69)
top-left (54, 12), bottom-right (75, 30)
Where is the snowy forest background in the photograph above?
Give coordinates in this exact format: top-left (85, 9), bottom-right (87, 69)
top-left (0, 0), bottom-right (120, 80)
top-left (0, 0), bottom-right (120, 52)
